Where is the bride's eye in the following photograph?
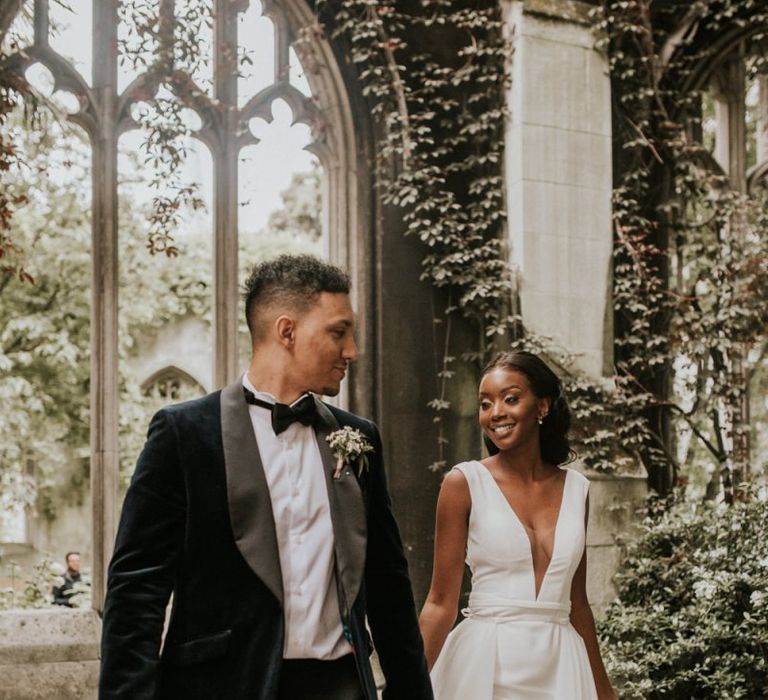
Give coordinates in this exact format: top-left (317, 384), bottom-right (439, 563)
top-left (479, 400), bottom-right (491, 410)
top-left (505, 395), bottom-right (518, 404)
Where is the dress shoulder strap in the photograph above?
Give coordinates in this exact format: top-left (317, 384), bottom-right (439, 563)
top-left (450, 461), bottom-right (486, 498)
top-left (564, 467), bottom-right (590, 501)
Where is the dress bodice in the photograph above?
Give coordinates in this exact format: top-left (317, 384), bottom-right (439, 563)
top-left (454, 461), bottom-right (589, 608)
top-left (430, 462), bottom-right (598, 699)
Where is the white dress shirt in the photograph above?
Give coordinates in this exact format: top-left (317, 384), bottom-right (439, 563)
top-left (242, 374), bottom-right (351, 660)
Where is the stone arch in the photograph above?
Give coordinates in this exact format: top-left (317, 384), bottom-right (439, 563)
top-left (140, 366), bottom-right (207, 400)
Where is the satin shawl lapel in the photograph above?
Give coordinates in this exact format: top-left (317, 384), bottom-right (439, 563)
top-left (220, 380), bottom-right (283, 604)
top-left (314, 398), bottom-right (367, 608)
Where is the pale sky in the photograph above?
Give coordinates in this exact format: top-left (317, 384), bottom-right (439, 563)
top-left (35, 0), bottom-right (317, 233)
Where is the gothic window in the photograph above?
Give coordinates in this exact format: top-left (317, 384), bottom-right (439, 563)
top-left (675, 39), bottom-right (768, 482)
top-left (2, 0), bottom-right (367, 609)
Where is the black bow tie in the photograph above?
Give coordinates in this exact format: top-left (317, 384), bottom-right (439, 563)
top-left (244, 389), bottom-right (318, 435)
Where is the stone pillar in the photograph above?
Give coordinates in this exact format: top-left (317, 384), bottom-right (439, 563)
top-left (757, 74), bottom-right (768, 166)
top-left (503, 0), bottom-right (613, 376)
top-left (582, 469), bottom-right (647, 612)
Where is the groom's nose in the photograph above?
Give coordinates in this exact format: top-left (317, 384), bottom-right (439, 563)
top-left (342, 334), bottom-right (359, 362)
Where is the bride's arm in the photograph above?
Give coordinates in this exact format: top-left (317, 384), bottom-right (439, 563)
top-left (570, 496), bottom-right (617, 700)
top-left (418, 469), bottom-right (471, 671)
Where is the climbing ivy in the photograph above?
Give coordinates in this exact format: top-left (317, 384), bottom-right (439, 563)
top-left (317, 0), bottom-right (513, 470)
top-left (321, 0), bottom-right (768, 495)
top-left (589, 0), bottom-right (768, 498)
top-left (2, 0), bottom-right (767, 498)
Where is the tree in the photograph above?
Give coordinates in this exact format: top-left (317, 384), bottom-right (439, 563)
top-left (263, 163), bottom-right (322, 241)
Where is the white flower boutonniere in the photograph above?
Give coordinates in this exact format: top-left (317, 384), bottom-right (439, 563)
top-left (327, 426), bottom-right (374, 480)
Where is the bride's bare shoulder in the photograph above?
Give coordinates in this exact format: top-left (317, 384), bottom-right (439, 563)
top-left (439, 466), bottom-right (471, 503)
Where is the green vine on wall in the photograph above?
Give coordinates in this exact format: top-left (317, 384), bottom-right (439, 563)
top-left (322, 0), bottom-right (768, 494)
top-left (590, 0), bottom-right (768, 499)
top-left (0, 3), bottom-right (35, 282)
top-left (119, 0), bottom-right (210, 256)
top-left (3, 0), bottom-right (767, 498)
top-left (318, 0), bottom-right (660, 477)
top-left (319, 0), bottom-right (513, 471)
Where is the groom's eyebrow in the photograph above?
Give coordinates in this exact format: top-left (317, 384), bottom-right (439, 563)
top-left (328, 318), bottom-right (355, 330)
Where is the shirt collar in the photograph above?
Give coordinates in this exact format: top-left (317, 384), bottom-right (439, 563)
top-left (241, 373), bottom-right (311, 408)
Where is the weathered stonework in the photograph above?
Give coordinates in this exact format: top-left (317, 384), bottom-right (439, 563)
top-left (581, 469), bottom-right (648, 612)
top-left (0, 609), bottom-right (100, 700)
top-left (503, 0), bottom-right (613, 377)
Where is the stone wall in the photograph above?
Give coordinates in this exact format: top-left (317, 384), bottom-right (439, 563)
top-left (0, 609), bottom-right (100, 700)
top-left (582, 469), bottom-right (648, 612)
top-left (503, 0), bottom-right (614, 376)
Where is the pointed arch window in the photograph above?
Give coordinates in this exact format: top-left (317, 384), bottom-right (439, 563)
top-left (141, 366), bottom-right (206, 401)
top-left (2, 0), bottom-right (368, 608)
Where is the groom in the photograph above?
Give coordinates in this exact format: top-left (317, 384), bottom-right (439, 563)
top-left (99, 255), bottom-right (433, 700)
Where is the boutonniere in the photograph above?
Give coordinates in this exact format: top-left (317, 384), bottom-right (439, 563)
top-left (327, 426), bottom-right (374, 480)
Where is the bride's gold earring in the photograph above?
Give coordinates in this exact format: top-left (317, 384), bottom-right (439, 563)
top-left (537, 415), bottom-right (544, 425)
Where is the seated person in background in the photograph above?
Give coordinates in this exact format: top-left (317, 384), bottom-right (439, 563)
top-left (52, 551), bottom-right (83, 607)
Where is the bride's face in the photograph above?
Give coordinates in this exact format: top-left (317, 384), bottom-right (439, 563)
top-left (478, 367), bottom-right (548, 453)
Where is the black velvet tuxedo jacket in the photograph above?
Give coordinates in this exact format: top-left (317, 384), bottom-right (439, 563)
top-left (99, 379), bottom-right (433, 700)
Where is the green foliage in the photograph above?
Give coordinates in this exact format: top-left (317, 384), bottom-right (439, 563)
top-left (0, 554), bottom-right (90, 610)
top-left (264, 164), bottom-right (323, 241)
top-left (0, 115), bottom-right (94, 518)
top-left (584, 1), bottom-right (768, 495)
top-left (318, 0), bottom-right (512, 467)
top-left (599, 493), bottom-right (768, 698)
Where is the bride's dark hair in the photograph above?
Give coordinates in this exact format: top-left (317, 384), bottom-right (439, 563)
top-left (481, 351), bottom-right (574, 465)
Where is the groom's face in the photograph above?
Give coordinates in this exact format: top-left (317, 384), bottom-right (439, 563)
top-left (292, 292), bottom-right (358, 396)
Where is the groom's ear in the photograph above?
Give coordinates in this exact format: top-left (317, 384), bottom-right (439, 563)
top-left (275, 315), bottom-right (297, 348)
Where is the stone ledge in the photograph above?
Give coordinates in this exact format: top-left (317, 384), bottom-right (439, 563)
top-left (0, 609), bottom-right (101, 699)
top-left (0, 608), bottom-right (101, 664)
top-left (523, 0), bottom-right (594, 26)
top-left (0, 660), bottom-right (99, 700)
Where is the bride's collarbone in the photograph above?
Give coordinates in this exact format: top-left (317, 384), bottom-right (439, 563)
top-left (493, 472), bottom-right (566, 533)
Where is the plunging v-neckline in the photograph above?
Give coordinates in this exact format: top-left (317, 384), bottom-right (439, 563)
top-left (474, 462), bottom-right (569, 601)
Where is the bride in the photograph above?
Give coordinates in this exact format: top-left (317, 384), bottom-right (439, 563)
top-left (419, 351), bottom-right (616, 699)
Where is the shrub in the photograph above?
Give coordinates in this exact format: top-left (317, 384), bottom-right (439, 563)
top-left (599, 495), bottom-right (768, 699)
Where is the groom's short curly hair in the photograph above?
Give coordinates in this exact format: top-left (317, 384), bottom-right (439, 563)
top-left (244, 254), bottom-right (351, 343)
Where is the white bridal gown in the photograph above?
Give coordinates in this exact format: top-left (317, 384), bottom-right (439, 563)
top-left (430, 461), bottom-right (598, 700)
